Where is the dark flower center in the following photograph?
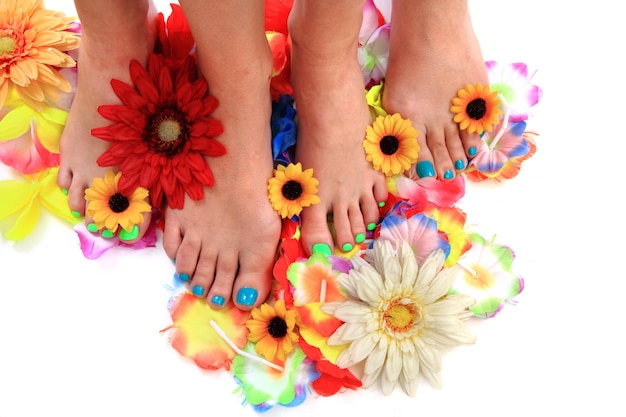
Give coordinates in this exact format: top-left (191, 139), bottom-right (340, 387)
top-left (267, 316), bottom-right (288, 338)
top-left (466, 98), bottom-right (487, 120)
top-left (145, 108), bottom-right (189, 156)
top-left (0, 36), bottom-right (16, 55)
top-left (380, 135), bottom-right (400, 155)
top-left (109, 192), bottom-right (130, 213)
top-left (282, 180), bottom-right (303, 201)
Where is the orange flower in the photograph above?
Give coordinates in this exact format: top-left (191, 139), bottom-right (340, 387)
top-left (450, 82), bottom-right (502, 135)
top-left (246, 299), bottom-right (299, 362)
top-left (268, 163), bottom-right (320, 218)
top-left (363, 113), bottom-right (419, 176)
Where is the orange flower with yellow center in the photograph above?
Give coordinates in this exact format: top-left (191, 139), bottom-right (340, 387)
top-left (450, 82), bottom-right (502, 135)
top-left (0, 0), bottom-right (80, 110)
top-left (84, 170), bottom-right (151, 233)
top-left (268, 162), bottom-right (320, 219)
top-left (363, 113), bottom-right (419, 176)
top-left (246, 299), bottom-right (299, 362)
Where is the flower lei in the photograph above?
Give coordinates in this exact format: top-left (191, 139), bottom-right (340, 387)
top-left (0, 0), bottom-right (541, 413)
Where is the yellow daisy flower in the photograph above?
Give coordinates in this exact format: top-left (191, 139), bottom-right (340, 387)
top-left (363, 113), bottom-right (419, 176)
top-left (268, 162), bottom-right (320, 219)
top-left (0, 0), bottom-right (80, 110)
top-left (450, 82), bottom-right (502, 135)
top-left (84, 170), bottom-right (151, 233)
top-left (246, 299), bottom-right (299, 362)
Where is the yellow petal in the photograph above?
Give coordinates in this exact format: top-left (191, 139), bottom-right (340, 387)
top-left (5, 196), bottom-right (41, 241)
top-left (0, 106), bottom-right (35, 141)
top-left (0, 180), bottom-right (34, 219)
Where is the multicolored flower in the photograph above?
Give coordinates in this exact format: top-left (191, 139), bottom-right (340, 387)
top-left (363, 113), bottom-right (419, 176)
top-left (268, 162), bottom-right (320, 218)
top-left (324, 241), bottom-right (475, 396)
top-left (0, 0), bottom-right (79, 110)
top-left (246, 299), bottom-right (299, 362)
top-left (93, 53), bottom-right (225, 209)
top-left (486, 61), bottom-right (542, 122)
top-left (270, 94), bottom-right (297, 166)
top-left (450, 82), bottom-right (502, 134)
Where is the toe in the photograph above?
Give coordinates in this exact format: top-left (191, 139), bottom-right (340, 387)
top-left (162, 214), bottom-right (182, 260)
top-left (332, 202), bottom-right (355, 253)
top-left (232, 252), bottom-right (274, 310)
top-left (426, 130), bottom-right (455, 181)
top-left (461, 130), bottom-right (482, 160)
top-left (174, 235), bottom-right (203, 293)
top-left (300, 203), bottom-right (335, 255)
top-left (360, 192), bottom-right (382, 235)
top-left (188, 248), bottom-right (218, 299)
top-left (206, 252), bottom-right (238, 308)
top-left (444, 126), bottom-right (468, 175)
top-left (117, 211), bottom-right (152, 244)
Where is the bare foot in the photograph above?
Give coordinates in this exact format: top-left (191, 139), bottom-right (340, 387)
top-left (162, 25), bottom-right (281, 310)
top-left (289, 8), bottom-right (388, 256)
top-left (383, 0), bottom-right (488, 181)
top-left (57, 2), bottom-right (157, 241)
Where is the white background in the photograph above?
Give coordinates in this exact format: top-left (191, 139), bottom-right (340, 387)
top-left (1, 0), bottom-right (625, 416)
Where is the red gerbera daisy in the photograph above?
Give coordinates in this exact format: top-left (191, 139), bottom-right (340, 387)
top-left (93, 53), bottom-right (225, 209)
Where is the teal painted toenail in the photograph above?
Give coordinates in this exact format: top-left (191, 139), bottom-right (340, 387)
top-left (444, 170), bottom-right (454, 180)
top-left (236, 287), bottom-right (258, 306)
top-left (312, 243), bottom-right (332, 256)
top-left (101, 229), bottom-right (114, 238)
top-left (71, 210), bottom-right (81, 218)
top-left (178, 273), bottom-right (190, 282)
top-left (455, 159), bottom-right (465, 170)
top-left (119, 225), bottom-right (139, 241)
top-left (87, 223), bottom-right (99, 233)
top-left (342, 243), bottom-right (353, 252)
top-left (416, 161), bottom-right (435, 178)
top-left (192, 285), bottom-right (204, 297)
top-left (378, 201), bottom-right (385, 208)
top-left (211, 295), bottom-right (225, 306)
top-left (355, 233), bottom-right (365, 243)
top-left (468, 146), bottom-right (477, 157)
top-left (367, 222), bottom-right (376, 231)
top-left (62, 188), bottom-right (68, 195)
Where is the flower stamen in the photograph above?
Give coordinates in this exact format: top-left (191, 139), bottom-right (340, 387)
top-left (282, 180), bottom-right (303, 201)
top-left (380, 135), bottom-right (400, 155)
top-left (383, 298), bottom-right (419, 334)
top-left (108, 192), bottom-right (130, 213)
top-left (0, 36), bottom-right (16, 55)
top-left (267, 317), bottom-right (288, 338)
top-left (466, 98), bottom-right (487, 120)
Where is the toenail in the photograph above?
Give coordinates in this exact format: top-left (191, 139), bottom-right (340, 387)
top-left (312, 243), bottom-right (332, 256)
top-left (101, 229), bottom-right (114, 238)
top-left (416, 161), bottom-right (435, 178)
top-left (192, 285), bottom-right (204, 297)
top-left (119, 225), bottom-right (139, 241)
top-left (178, 273), bottom-right (190, 282)
top-left (71, 210), bottom-right (81, 218)
top-left (236, 287), bottom-right (258, 306)
top-left (61, 188), bottom-right (68, 195)
top-left (378, 201), bottom-right (386, 208)
top-left (355, 233), bottom-right (365, 244)
top-left (341, 243), bottom-right (353, 252)
top-left (87, 223), bottom-right (98, 233)
top-left (454, 159), bottom-right (465, 170)
top-left (443, 170), bottom-right (454, 180)
top-left (367, 222), bottom-right (377, 231)
top-left (468, 146), bottom-right (477, 157)
top-left (211, 295), bottom-right (225, 307)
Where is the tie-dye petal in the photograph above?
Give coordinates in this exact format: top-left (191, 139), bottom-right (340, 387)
top-left (486, 61), bottom-right (542, 122)
top-left (468, 121), bottom-right (530, 179)
top-left (424, 206), bottom-right (472, 267)
top-left (378, 213), bottom-right (450, 263)
top-left (287, 253), bottom-right (348, 305)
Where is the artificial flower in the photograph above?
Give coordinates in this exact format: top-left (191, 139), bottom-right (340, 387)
top-left (358, 23), bottom-right (390, 87)
top-left (324, 241), bottom-right (475, 396)
top-left (268, 162), bottom-right (320, 218)
top-left (449, 232), bottom-right (524, 318)
top-left (271, 94), bottom-right (297, 166)
top-left (0, 0), bottom-right (79, 110)
top-left (163, 292), bottom-right (250, 370)
top-left (423, 206), bottom-right (472, 267)
top-left (391, 175), bottom-right (465, 212)
top-left (287, 252), bottom-right (349, 306)
top-left (365, 81), bottom-right (387, 119)
top-left (0, 167), bottom-right (77, 240)
top-left (84, 170), bottom-right (151, 233)
top-left (363, 113), bottom-right (419, 176)
top-left (93, 53), bottom-right (225, 209)
top-left (450, 82), bottom-right (502, 134)
top-left (246, 299), bottom-right (299, 362)
top-left (486, 61), bottom-right (542, 122)
top-left (154, 3), bottom-right (195, 71)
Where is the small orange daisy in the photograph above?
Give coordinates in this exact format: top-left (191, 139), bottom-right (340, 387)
top-left (450, 82), bottom-right (502, 135)
top-left (268, 162), bottom-right (320, 219)
top-left (246, 299), bottom-right (299, 362)
top-left (363, 113), bottom-right (419, 176)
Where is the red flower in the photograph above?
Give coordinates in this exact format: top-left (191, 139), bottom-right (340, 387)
top-left (93, 53), bottom-right (225, 209)
top-left (154, 3), bottom-right (195, 71)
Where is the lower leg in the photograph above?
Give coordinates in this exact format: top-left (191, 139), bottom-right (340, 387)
top-left (383, 0), bottom-right (487, 180)
top-left (289, 0), bottom-right (387, 255)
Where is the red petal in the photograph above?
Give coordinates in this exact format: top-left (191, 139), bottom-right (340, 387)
top-left (166, 4), bottom-right (195, 59)
top-left (110, 79), bottom-right (148, 110)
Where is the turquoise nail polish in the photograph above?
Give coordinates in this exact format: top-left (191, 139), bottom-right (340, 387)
top-left (367, 222), bottom-right (376, 231)
top-left (71, 210), bottom-right (81, 218)
top-left (454, 159), bottom-right (465, 170)
top-left (342, 243), bottom-right (353, 252)
top-left (61, 188), bottom-right (68, 195)
top-left (211, 295), bottom-right (225, 307)
top-left (355, 233), bottom-right (365, 244)
top-left (236, 287), bottom-right (258, 306)
top-left (101, 229), bottom-right (114, 238)
top-left (172, 258), bottom-right (176, 265)
top-left (178, 273), bottom-right (190, 282)
top-left (119, 225), bottom-right (139, 241)
top-left (312, 243), bottom-right (332, 256)
top-left (468, 146), bottom-right (477, 157)
top-left (378, 201), bottom-right (386, 208)
top-left (416, 161), bottom-right (435, 178)
top-left (443, 170), bottom-right (454, 180)
top-left (192, 285), bottom-right (204, 297)
top-left (87, 223), bottom-right (99, 233)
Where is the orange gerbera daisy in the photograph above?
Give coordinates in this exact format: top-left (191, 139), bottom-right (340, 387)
top-left (246, 299), bottom-right (299, 362)
top-left (268, 162), bottom-right (320, 218)
top-left (85, 170), bottom-right (151, 233)
top-left (450, 82), bottom-right (502, 135)
top-left (363, 113), bottom-right (419, 176)
top-left (0, 0), bottom-right (79, 110)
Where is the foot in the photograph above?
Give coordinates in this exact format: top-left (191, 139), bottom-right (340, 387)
top-left (57, 11), bottom-right (156, 242)
top-left (289, 16), bottom-right (388, 256)
top-left (162, 46), bottom-right (281, 311)
top-left (382, 1), bottom-right (488, 181)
